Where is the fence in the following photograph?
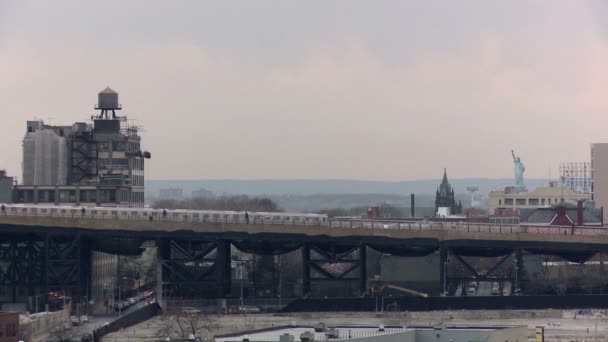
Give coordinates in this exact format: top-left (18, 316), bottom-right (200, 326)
top-left (282, 294), bottom-right (608, 312)
top-left (165, 298), bottom-right (297, 314)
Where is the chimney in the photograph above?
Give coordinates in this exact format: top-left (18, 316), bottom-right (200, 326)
top-left (577, 200), bottom-right (584, 226)
top-left (410, 194), bottom-right (415, 218)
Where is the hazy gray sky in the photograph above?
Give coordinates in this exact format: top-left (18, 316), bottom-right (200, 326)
top-left (2, 1), bottom-right (608, 181)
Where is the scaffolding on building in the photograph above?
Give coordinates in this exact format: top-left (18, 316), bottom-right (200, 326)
top-left (559, 162), bottom-right (592, 194)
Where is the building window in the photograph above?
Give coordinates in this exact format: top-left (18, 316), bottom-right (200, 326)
top-left (499, 200), bottom-right (502, 205)
top-left (541, 198), bottom-right (545, 205)
top-left (99, 142), bottom-right (110, 152)
top-left (504, 198), bottom-right (514, 205)
top-left (113, 158), bottom-right (129, 167)
top-left (548, 199), bottom-right (551, 204)
top-left (515, 198), bottom-right (526, 206)
top-left (99, 159), bottom-right (110, 168)
top-left (113, 142), bottom-right (126, 151)
top-left (528, 198), bottom-right (539, 205)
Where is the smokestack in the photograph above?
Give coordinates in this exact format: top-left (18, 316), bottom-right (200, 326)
top-left (577, 200), bottom-right (584, 226)
top-left (410, 194), bottom-right (415, 218)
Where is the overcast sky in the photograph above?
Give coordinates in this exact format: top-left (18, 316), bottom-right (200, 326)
top-left (2, 1), bottom-right (608, 181)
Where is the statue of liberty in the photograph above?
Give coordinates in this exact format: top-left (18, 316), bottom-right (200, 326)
top-left (512, 150), bottom-right (525, 188)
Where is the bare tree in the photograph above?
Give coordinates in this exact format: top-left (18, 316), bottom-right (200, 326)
top-left (157, 312), bottom-right (219, 341)
top-left (49, 323), bottom-right (74, 342)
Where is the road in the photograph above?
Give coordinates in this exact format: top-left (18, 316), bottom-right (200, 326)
top-left (62, 314), bottom-right (116, 340)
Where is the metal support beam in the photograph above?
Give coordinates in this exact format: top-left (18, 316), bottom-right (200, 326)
top-left (439, 245), bottom-right (447, 294)
top-left (302, 244), bottom-right (310, 297)
top-left (360, 244), bottom-right (367, 295)
top-left (485, 251), bottom-right (515, 276)
top-left (450, 252), bottom-right (480, 279)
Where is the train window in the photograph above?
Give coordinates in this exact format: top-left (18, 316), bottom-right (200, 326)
top-left (51, 208), bottom-right (57, 213)
top-left (111, 211), bottom-right (118, 215)
top-left (172, 213), bottom-right (179, 217)
top-left (41, 209), bottom-right (48, 213)
top-left (213, 214), bottom-right (220, 219)
top-left (61, 209), bottom-right (67, 213)
top-left (121, 212), bottom-right (128, 216)
top-left (131, 211), bottom-right (138, 215)
top-left (203, 214), bottom-right (209, 219)
top-left (31, 208), bottom-right (38, 213)
top-left (285, 217), bottom-right (291, 220)
top-left (193, 213), bottom-right (200, 218)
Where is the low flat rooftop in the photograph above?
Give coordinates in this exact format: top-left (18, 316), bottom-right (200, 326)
top-left (215, 324), bottom-right (512, 342)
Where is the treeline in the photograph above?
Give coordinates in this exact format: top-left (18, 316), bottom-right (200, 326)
top-left (152, 195), bottom-right (281, 212)
top-left (320, 203), bottom-right (408, 218)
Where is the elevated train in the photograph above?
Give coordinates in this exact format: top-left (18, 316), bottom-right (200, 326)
top-left (0, 203), bottom-right (329, 226)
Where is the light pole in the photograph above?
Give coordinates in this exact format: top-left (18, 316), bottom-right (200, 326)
top-left (514, 257), bottom-right (519, 294)
top-left (116, 284), bottom-right (122, 317)
top-left (443, 258), bottom-right (448, 296)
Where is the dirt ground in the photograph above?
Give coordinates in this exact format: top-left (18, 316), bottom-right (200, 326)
top-left (104, 309), bottom-right (608, 342)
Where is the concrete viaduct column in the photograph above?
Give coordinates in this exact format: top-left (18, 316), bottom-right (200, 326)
top-left (215, 240), bottom-right (232, 298)
top-left (156, 238), bottom-right (170, 309)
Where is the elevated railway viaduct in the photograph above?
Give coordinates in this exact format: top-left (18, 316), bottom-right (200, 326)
top-left (1, 215), bottom-right (608, 307)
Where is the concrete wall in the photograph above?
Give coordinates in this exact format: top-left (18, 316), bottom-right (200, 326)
top-left (489, 326), bottom-right (528, 342)
top-left (348, 330), bottom-right (416, 342)
top-left (5, 215), bottom-right (608, 247)
top-left (592, 143), bottom-right (608, 220)
top-left (414, 325), bottom-right (526, 342)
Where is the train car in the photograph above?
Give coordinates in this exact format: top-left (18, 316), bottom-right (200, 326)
top-left (0, 203), bottom-right (329, 227)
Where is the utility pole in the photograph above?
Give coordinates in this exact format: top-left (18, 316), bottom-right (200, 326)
top-left (118, 285), bottom-right (122, 317)
top-left (443, 258), bottom-right (448, 296)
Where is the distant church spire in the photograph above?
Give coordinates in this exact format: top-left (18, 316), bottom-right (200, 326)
top-left (435, 169), bottom-right (461, 215)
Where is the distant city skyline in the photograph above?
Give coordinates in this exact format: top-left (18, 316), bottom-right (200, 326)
top-left (2, 1), bottom-right (608, 181)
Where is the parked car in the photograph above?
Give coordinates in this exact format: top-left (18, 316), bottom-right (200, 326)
top-left (80, 315), bottom-right (88, 323)
top-left (466, 287), bottom-right (476, 295)
top-left (70, 316), bottom-right (80, 325)
top-left (238, 305), bottom-right (261, 313)
top-left (181, 307), bottom-right (201, 314)
top-left (491, 287), bottom-right (500, 295)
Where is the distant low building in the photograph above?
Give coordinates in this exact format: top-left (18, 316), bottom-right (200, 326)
top-left (489, 181), bottom-right (590, 214)
top-left (159, 188), bottom-right (183, 201)
top-left (0, 170), bottom-right (13, 203)
top-left (192, 188), bottom-right (214, 198)
top-left (520, 201), bottom-right (602, 226)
